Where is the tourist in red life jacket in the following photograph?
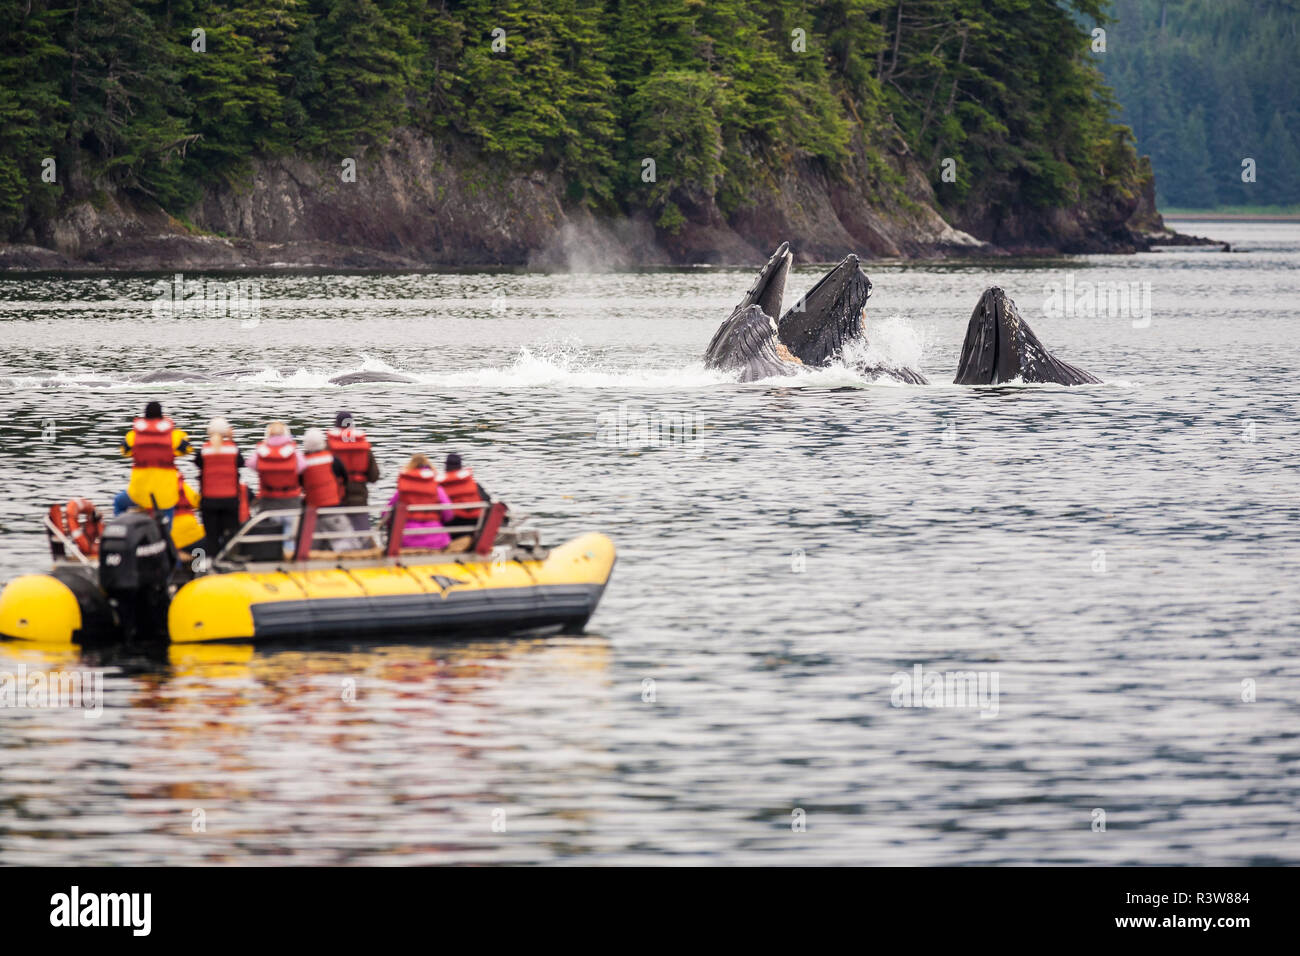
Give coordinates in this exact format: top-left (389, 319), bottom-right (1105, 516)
top-left (113, 400), bottom-right (193, 533)
top-left (247, 421), bottom-right (303, 502)
top-left (301, 428), bottom-right (363, 551)
top-left (327, 410), bottom-right (380, 533)
top-left (244, 421), bottom-right (304, 555)
top-left (384, 454), bottom-right (454, 550)
top-left (193, 417), bottom-right (246, 555)
top-left (438, 452), bottom-right (495, 533)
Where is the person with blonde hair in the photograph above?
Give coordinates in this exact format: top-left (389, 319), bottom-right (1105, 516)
top-left (246, 421), bottom-right (303, 501)
top-left (384, 453), bottom-right (454, 550)
top-left (301, 427), bottom-right (362, 552)
top-left (193, 416), bottom-right (245, 554)
top-left (244, 421), bottom-right (305, 558)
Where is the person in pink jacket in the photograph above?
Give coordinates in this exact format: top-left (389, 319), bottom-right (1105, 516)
top-left (384, 454), bottom-right (455, 549)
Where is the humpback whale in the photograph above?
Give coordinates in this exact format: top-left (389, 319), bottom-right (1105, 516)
top-left (782, 254), bottom-right (929, 385)
top-left (212, 366), bottom-right (417, 385)
top-left (327, 371), bottom-right (417, 385)
top-left (704, 243), bottom-right (1098, 387)
top-left (128, 368), bottom-right (417, 386)
top-left (952, 287), bottom-right (1100, 385)
top-left (704, 242), bottom-right (927, 383)
top-left (132, 370), bottom-right (219, 383)
top-left (703, 242), bottom-right (800, 381)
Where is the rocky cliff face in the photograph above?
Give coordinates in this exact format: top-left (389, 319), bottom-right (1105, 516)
top-left (677, 131), bottom-right (989, 263)
top-left (188, 127), bottom-right (989, 268)
top-left (947, 156), bottom-right (1175, 256)
top-left (0, 128), bottom-right (1168, 272)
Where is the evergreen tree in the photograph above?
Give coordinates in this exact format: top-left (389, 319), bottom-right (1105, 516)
top-left (307, 0), bottom-right (418, 146)
top-left (6, 0), bottom-right (1261, 242)
top-left (0, 0), bottom-right (68, 234)
top-left (1101, 0), bottom-right (1300, 209)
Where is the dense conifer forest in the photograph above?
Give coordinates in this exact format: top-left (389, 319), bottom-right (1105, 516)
top-left (1, 0), bottom-right (1153, 244)
top-left (1100, 0), bottom-right (1300, 210)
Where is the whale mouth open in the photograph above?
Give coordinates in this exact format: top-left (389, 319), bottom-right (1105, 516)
top-left (705, 242), bottom-right (909, 383)
top-left (737, 241), bottom-right (793, 321)
top-left (703, 242), bottom-right (794, 377)
top-left (953, 287), bottom-right (1101, 385)
top-left (706, 242), bottom-right (1101, 388)
top-left (778, 254), bottom-right (873, 367)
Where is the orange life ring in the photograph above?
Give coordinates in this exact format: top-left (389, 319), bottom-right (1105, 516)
top-left (49, 498), bottom-right (103, 557)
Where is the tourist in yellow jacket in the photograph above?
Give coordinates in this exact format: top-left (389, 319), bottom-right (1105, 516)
top-left (113, 401), bottom-right (193, 533)
top-left (170, 474), bottom-right (205, 553)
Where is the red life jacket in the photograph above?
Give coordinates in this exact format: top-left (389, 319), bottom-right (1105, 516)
top-left (131, 417), bottom-right (176, 470)
top-left (326, 427), bottom-right (372, 484)
top-left (438, 468), bottom-right (482, 520)
top-left (396, 467), bottom-right (442, 507)
top-left (176, 476), bottom-right (196, 515)
top-left (199, 439), bottom-right (240, 499)
top-left (255, 440), bottom-right (301, 499)
top-left (302, 451), bottom-right (342, 508)
top-left (238, 483), bottom-right (251, 523)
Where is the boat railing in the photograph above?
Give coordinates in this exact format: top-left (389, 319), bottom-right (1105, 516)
top-left (212, 499), bottom-right (513, 570)
top-left (43, 514), bottom-right (95, 568)
top-left (382, 500), bottom-right (506, 559)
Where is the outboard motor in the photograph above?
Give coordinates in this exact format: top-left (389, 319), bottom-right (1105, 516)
top-left (99, 513), bottom-right (176, 642)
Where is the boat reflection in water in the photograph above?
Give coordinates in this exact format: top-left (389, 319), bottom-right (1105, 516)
top-left (0, 633), bottom-right (615, 865)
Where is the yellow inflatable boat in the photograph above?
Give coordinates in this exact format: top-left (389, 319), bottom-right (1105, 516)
top-left (0, 502), bottom-right (615, 646)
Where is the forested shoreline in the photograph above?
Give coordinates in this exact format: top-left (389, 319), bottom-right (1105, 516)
top-left (1100, 0), bottom-right (1299, 211)
top-left (0, 1), bottom-right (1196, 267)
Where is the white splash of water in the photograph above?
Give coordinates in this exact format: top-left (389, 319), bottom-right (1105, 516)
top-left (193, 345), bottom-right (733, 390)
top-left (841, 313), bottom-right (929, 377)
top-left (426, 344), bottom-right (731, 389)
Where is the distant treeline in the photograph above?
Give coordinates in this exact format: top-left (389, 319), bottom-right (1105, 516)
top-left (1101, 0), bottom-right (1300, 208)
top-left (1, 0), bottom-right (1141, 240)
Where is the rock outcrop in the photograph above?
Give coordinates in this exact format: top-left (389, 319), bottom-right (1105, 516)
top-left (2, 129), bottom-right (1198, 272)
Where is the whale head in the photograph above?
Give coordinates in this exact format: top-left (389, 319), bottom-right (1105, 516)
top-left (954, 287), bottom-right (1101, 385)
top-left (703, 243), bottom-right (804, 380)
top-left (703, 304), bottom-right (794, 380)
top-left (733, 241), bottom-right (793, 322)
top-left (777, 254), bottom-right (873, 366)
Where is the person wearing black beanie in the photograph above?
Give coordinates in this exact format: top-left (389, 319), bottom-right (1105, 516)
top-left (113, 402), bottom-right (193, 533)
top-left (439, 452), bottom-right (494, 533)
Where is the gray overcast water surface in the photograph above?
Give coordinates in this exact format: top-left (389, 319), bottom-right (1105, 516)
top-left (1, 221), bottom-right (1297, 864)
